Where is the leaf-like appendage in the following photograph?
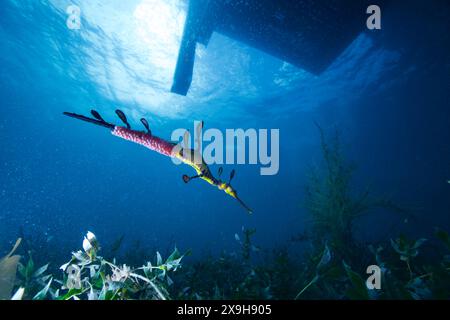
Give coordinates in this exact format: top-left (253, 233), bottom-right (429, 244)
top-left (316, 244), bottom-right (332, 272)
top-left (25, 255), bottom-right (35, 279)
top-left (57, 288), bottom-right (84, 300)
top-left (411, 238), bottom-right (427, 250)
top-left (156, 252), bottom-right (163, 266)
top-left (166, 247), bottom-right (181, 264)
top-left (33, 264), bottom-right (49, 279)
top-left (33, 278), bottom-right (53, 300)
top-left (343, 261), bottom-right (369, 300)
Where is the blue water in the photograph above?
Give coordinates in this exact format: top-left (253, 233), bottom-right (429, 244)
top-left (0, 0), bottom-right (449, 264)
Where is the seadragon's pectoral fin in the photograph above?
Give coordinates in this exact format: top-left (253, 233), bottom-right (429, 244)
top-left (182, 174), bottom-right (203, 183)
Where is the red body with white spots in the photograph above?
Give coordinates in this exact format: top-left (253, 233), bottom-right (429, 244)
top-left (112, 126), bottom-right (175, 157)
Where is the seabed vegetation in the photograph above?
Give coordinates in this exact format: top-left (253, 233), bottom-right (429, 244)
top-left (1, 127), bottom-right (449, 300)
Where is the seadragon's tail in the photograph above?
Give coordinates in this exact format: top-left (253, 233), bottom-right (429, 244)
top-left (64, 110), bottom-right (175, 157)
top-left (63, 111), bottom-right (115, 130)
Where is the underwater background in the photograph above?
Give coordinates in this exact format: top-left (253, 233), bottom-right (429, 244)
top-left (0, 0), bottom-right (449, 299)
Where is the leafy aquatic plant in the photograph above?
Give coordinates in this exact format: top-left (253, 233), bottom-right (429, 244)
top-left (390, 235), bottom-right (427, 279)
top-left (5, 232), bottom-right (186, 300)
top-left (54, 232), bottom-right (185, 300)
top-left (294, 125), bottom-right (450, 300)
top-left (305, 124), bottom-right (406, 262)
top-left (341, 232), bottom-right (449, 300)
top-left (295, 243), bottom-right (332, 299)
top-left (265, 247), bottom-right (298, 299)
top-left (16, 252), bottom-right (52, 300)
top-left (174, 232), bottom-right (292, 300)
top-left (235, 227), bottom-right (258, 262)
top-left (342, 261), bottom-right (370, 300)
top-left (402, 230), bottom-right (450, 300)
top-left (4, 228), bottom-right (449, 300)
